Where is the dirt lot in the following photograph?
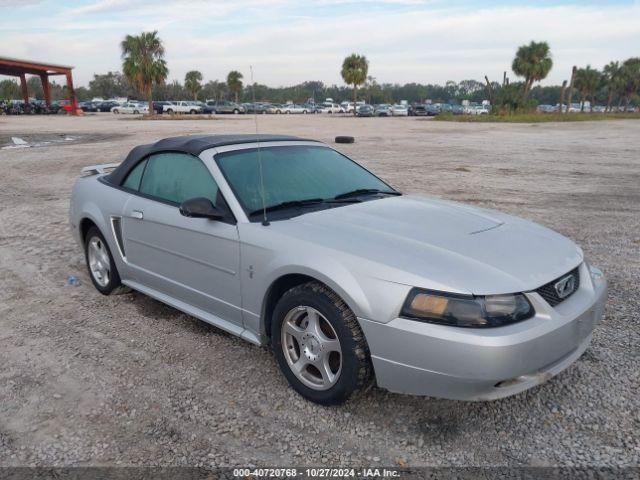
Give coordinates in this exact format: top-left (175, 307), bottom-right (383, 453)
top-left (0, 113), bottom-right (638, 468)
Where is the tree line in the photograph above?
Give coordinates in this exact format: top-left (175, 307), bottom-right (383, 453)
top-left (1, 32), bottom-right (638, 114)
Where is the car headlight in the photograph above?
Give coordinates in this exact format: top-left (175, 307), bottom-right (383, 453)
top-left (400, 289), bottom-right (535, 328)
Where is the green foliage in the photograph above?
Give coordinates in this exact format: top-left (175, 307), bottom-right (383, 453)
top-left (341, 53), bottom-right (369, 114)
top-left (512, 41), bottom-right (553, 96)
top-left (121, 30), bottom-right (168, 109)
top-left (89, 71), bottom-right (135, 99)
top-left (621, 57), bottom-right (640, 107)
top-left (341, 54), bottom-right (369, 88)
top-left (226, 71), bottom-right (243, 103)
top-left (184, 70), bottom-right (203, 100)
top-left (603, 61), bottom-right (625, 109)
top-left (492, 82), bottom-right (537, 114)
top-left (574, 65), bottom-right (601, 110)
top-left (0, 79), bottom-right (20, 99)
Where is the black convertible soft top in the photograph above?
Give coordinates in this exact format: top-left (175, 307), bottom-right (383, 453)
top-left (106, 134), bottom-right (317, 185)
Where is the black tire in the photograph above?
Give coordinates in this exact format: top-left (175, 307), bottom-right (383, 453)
top-left (133, 110), bottom-right (139, 114)
top-left (113, 109), bottom-right (119, 114)
top-left (84, 226), bottom-right (123, 295)
top-left (335, 136), bottom-right (355, 144)
top-left (190, 109), bottom-right (197, 114)
top-left (166, 109), bottom-right (174, 114)
top-left (233, 109), bottom-right (239, 114)
top-left (271, 281), bottom-right (372, 405)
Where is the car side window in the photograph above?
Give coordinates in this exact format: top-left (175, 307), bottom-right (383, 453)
top-left (139, 152), bottom-right (219, 205)
top-left (122, 158), bottom-right (148, 191)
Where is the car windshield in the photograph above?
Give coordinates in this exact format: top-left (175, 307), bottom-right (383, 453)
top-left (216, 145), bottom-right (396, 220)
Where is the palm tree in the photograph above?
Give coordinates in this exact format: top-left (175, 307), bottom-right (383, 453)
top-left (602, 62), bottom-right (624, 112)
top-left (341, 54), bottom-right (369, 116)
top-left (558, 80), bottom-right (567, 112)
top-left (511, 41), bottom-right (553, 97)
top-left (620, 57), bottom-right (640, 110)
top-left (121, 31), bottom-right (168, 114)
top-left (574, 66), bottom-right (601, 112)
top-left (227, 71), bottom-right (243, 103)
top-left (184, 70), bottom-right (203, 100)
top-left (565, 66), bottom-right (577, 114)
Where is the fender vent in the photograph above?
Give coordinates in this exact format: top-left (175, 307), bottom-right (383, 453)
top-left (110, 216), bottom-right (126, 259)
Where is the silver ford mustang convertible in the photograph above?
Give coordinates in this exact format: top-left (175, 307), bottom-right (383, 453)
top-left (70, 134), bottom-right (607, 404)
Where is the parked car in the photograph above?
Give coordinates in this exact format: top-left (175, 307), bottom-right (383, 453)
top-left (469, 105), bottom-right (490, 115)
top-left (152, 101), bottom-right (173, 115)
top-left (356, 104), bottom-right (374, 117)
top-left (79, 101), bottom-right (99, 113)
top-left (438, 104), bottom-right (453, 113)
top-left (266, 104), bottom-right (284, 114)
top-left (374, 104), bottom-right (391, 116)
top-left (98, 101), bottom-right (120, 112)
top-left (409, 104), bottom-right (434, 116)
top-left (320, 103), bottom-right (343, 114)
top-left (340, 101), bottom-right (364, 114)
top-left (164, 101), bottom-right (202, 114)
top-left (537, 104), bottom-right (556, 113)
top-left (451, 105), bottom-right (465, 115)
top-left (390, 104), bottom-right (409, 116)
top-left (70, 134), bottom-right (607, 405)
top-left (111, 102), bottom-right (149, 114)
top-left (205, 100), bottom-right (245, 114)
top-left (244, 103), bottom-right (271, 114)
top-left (281, 104), bottom-right (311, 114)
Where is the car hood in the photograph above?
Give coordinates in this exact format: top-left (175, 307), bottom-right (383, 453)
top-left (275, 195), bottom-right (582, 295)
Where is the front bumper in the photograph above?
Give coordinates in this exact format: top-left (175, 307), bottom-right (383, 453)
top-left (359, 263), bottom-right (607, 400)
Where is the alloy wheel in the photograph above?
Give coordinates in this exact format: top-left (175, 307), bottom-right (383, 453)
top-left (281, 306), bottom-right (342, 390)
top-left (87, 236), bottom-right (111, 287)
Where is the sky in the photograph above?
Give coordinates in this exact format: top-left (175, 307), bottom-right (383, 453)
top-left (1, 0), bottom-right (639, 88)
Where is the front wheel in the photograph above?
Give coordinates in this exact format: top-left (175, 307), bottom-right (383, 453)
top-left (84, 226), bottom-right (123, 295)
top-left (233, 109), bottom-right (239, 114)
top-left (112, 109), bottom-right (119, 114)
top-left (190, 109), bottom-right (197, 114)
top-left (271, 281), bottom-right (372, 405)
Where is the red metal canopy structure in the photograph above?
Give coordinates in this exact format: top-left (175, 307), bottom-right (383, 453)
top-left (0, 56), bottom-right (78, 114)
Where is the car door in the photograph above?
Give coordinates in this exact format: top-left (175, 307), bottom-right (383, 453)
top-left (121, 152), bottom-right (242, 326)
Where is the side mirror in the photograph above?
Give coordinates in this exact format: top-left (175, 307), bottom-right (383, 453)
top-left (179, 197), bottom-right (223, 220)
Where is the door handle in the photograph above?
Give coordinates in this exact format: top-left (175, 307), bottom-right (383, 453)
top-left (130, 210), bottom-right (144, 220)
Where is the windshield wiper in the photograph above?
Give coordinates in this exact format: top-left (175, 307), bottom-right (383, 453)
top-left (333, 188), bottom-right (401, 200)
top-left (249, 198), bottom-right (325, 216)
top-left (248, 197), bottom-right (362, 217)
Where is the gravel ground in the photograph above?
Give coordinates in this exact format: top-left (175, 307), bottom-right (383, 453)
top-left (0, 113), bottom-right (638, 468)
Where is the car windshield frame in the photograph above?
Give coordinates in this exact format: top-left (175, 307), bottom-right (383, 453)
top-left (214, 144), bottom-right (398, 222)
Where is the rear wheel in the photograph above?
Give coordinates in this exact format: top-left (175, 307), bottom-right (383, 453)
top-left (84, 226), bottom-right (123, 295)
top-left (112, 109), bottom-right (119, 114)
top-left (190, 109), bottom-right (197, 114)
top-left (133, 110), bottom-right (139, 114)
top-left (233, 109), bottom-right (239, 114)
top-left (271, 281), bottom-right (372, 405)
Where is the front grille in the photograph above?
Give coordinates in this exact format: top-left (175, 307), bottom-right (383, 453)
top-left (536, 267), bottom-right (580, 307)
